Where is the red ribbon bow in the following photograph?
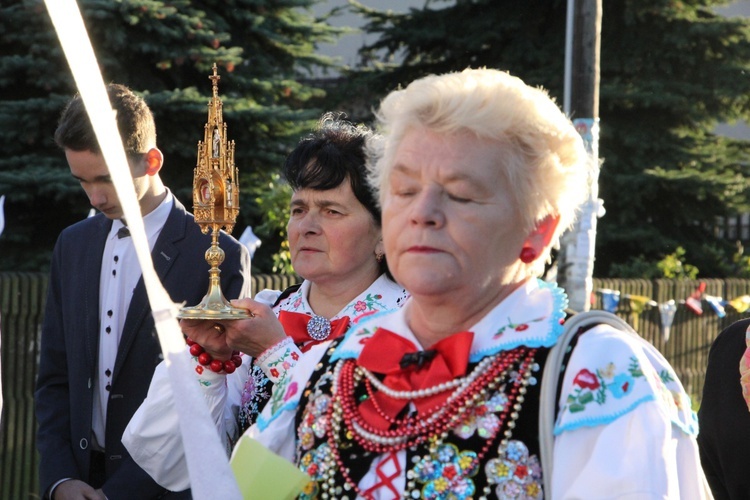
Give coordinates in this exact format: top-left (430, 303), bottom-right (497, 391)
top-left (278, 310), bottom-right (350, 352)
top-left (357, 328), bottom-right (474, 430)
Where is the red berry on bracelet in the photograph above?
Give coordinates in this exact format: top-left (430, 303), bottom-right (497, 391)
top-left (186, 338), bottom-right (241, 374)
top-left (198, 352), bottom-right (212, 366)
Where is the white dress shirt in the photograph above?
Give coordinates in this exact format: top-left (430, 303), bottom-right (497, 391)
top-left (92, 191), bottom-right (173, 449)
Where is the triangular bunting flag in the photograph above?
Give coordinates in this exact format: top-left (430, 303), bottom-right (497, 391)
top-left (705, 295), bottom-right (726, 318)
top-left (658, 300), bottom-right (677, 342)
top-left (685, 282), bottom-right (706, 315)
top-left (599, 288), bottom-right (620, 313)
top-left (730, 295), bottom-right (750, 313)
top-left (626, 295), bottom-right (654, 331)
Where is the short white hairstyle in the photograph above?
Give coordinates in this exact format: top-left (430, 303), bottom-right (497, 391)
top-left (368, 68), bottom-right (590, 255)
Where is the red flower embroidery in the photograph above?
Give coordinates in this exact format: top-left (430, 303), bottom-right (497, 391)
top-left (291, 352), bottom-right (299, 361)
top-left (515, 464), bottom-right (528, 479)
top-left (515, 324), bottom-right (529, 331)
top-left (270, 368), bottom-right (279, 378)
top-left (443, 464), bottom-right (457, 480)
top-left (573, 368), bottom-right (600, 390)
top-left (354, 300), bottom-right (367, 312)
top-left (195, 365), bottom-right (204, 375)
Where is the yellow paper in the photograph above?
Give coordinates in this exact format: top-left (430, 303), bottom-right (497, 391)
top-left (231, 435), bottom-right (310, 499)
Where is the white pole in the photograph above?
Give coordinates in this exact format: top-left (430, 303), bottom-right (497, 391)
top-left (564, 0), bottom-right (575, 115)
top-left (43, 2), bottom-right (242, 497)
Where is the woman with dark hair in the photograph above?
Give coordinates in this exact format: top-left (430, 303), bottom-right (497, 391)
top-left (123, 113), bottom-right (408, 490)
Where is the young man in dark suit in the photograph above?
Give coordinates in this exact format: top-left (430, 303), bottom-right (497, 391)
top-left (35, 84), bottom-right (251, 500)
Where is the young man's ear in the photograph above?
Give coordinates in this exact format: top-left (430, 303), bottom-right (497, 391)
top-left (145, 148), bottom-right (163, 176)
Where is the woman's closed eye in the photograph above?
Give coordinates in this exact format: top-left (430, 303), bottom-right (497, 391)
top-left (447, 192), bottom-right (472, 203)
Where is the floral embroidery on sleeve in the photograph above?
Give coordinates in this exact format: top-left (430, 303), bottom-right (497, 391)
top-left (554, 332), bottom-right (698, 436)
top-left (563, 356), bottom-right (644, 413)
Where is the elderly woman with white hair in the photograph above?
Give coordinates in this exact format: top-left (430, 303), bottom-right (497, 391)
top-left (245, 68), bottom-right (709, 499)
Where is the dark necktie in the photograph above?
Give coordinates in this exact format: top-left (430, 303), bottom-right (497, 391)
top-left (117, 226), bottom-right (130, 239)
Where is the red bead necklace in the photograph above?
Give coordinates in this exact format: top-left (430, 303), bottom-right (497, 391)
top-left (338, 348), bottom-right (533, 452)
top-left (321, 347), bottom-right (537, 498)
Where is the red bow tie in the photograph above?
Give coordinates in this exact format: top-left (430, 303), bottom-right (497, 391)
top-left (278, 310), bottom-right (350, 352)
top-left (357, 328), bottom-right (474, 430)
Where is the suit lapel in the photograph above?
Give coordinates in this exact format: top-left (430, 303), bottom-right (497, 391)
top-left (85, 216), bottom-right (111, 370)
top-left (113, 199), bottom-right (187, 378)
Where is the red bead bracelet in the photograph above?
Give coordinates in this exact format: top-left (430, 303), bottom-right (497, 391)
top-left (186, 337), bottom-right (242, 374)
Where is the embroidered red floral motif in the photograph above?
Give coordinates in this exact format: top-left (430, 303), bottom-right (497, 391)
top-left (195, 365), bottom-right (203, 375)
top-left (515, 464), bottom-right (528, 479)
top-left (515, 324), bottom-right (529, 331)
top-left (354, 300), bottom-right (367, 312)
top-left (291, 352), bottom-right (299, 361)
top-left (270, 368), bottom-right (279, 378)
top-left (443, 464), bottom-right (458, 479)
top-left (573, 368), bottom-right (600, 390)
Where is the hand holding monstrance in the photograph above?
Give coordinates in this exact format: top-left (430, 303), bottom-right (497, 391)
top-left (178, 64), bottom-right (251, 321)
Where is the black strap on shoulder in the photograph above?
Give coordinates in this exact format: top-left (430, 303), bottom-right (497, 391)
top-left (272, 283), bottom-right (302, 307)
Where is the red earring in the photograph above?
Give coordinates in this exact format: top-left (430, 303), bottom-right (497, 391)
top-left (520, 246), bottom-right (537, 264)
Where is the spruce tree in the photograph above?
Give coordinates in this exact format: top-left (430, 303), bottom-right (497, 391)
top-left (341, 0), bottom-right (750, 277)
top-left (0, 0), bottom-right (340, 271)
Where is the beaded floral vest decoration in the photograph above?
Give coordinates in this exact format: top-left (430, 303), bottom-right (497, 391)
top-left (293, 338), bottom-right (551, 500)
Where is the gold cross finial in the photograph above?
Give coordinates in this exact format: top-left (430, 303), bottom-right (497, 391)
top-left (209, 63), bottom-right (220, 97)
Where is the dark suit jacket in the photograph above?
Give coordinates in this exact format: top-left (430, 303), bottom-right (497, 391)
top-left (35, 197), bottom-right (251, 499)
top-left (697, 318), bottom-right (750, 500)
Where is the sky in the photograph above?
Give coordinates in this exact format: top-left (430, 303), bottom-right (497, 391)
top-left (310, 0), bottom-right (423, 74)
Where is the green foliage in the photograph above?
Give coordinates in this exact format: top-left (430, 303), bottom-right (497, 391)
top-left (246, 171), bottom-right (294, 274)
top-left (341, 0), bottom-right (750, 277)
top-left (610, 246), bottom-right (699, 279)
top-left (724, 240), bottom-right (750, 278)
top-left (0, 0), bottom-right (342, 271)
top-left (657, 247), bottom-right (700, 279)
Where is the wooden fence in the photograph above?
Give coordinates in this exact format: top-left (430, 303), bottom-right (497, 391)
top-left (0, 272), bottom-right (746, 498)
top-left (0, 272), bottom-right (299, 499)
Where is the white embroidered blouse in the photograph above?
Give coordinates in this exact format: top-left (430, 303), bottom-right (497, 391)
top-left (246, 279), bottom-right (709, 499)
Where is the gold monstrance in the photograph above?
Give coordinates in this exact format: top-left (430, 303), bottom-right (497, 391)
top-left (179, 64), bottom-right (250, 319)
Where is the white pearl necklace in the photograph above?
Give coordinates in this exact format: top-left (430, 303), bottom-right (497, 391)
top-left (356, 353), bottom-right (497, 400)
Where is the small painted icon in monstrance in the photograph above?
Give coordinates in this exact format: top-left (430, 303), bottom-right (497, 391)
top-left (178, 63), bottom-right (250, 320)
